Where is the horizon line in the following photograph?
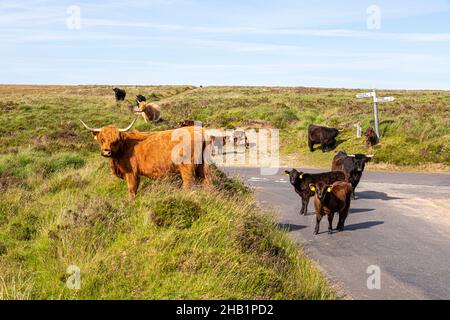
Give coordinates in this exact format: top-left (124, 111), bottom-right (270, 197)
top-left (0, 83), bottom-right (449, 92)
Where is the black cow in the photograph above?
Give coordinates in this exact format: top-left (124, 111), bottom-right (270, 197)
top-left (113, 88), bottom-right (126, 101)
top-left (179, 120), bottom-right (203, 127)
top-left (308, 124), bottom-right (341, 152)
top-left (365, 127), bottom-right (378, 147)
top-left (136, 95), bottom-right (146, 104)
top-left (285, 169), bottom-right (345, 216)
top-left (331, 151), bottom-right (373, 199)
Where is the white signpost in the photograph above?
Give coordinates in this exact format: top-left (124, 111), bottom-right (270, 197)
top-left (356, 89), bottom-right (395, 140)
top-left (375, 96), bottom-right (395, 103)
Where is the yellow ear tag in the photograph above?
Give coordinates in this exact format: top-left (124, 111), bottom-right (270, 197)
top-left (327, 187), bottom-right (332, 193)
top-left (310, 186), bottom-right (316, 192)
top-left (285, 173), bottom-right (290, 176)
top-left (299, 174), bottom-right (303, 179)
top-left (94, 136), bottom-right (98, 141)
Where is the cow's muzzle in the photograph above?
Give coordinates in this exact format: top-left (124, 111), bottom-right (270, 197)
top-left (101, 149), bottom-right (112, 157)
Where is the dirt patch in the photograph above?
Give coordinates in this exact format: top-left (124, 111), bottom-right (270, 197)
top-left (33, 129), bottom-right (88, 153)
top-left (0, 101), bottom-right (19, 112)
top-left (0, 171), bottom-right (25, 190)
top-left (242, 120), bottom-right (274, 129)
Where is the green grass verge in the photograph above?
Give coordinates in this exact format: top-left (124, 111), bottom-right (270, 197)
top-left (0, 157), bottom-right (334, 299)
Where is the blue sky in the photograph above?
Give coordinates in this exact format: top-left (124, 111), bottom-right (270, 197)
top-left (1, 0), bottom-right (449, 89)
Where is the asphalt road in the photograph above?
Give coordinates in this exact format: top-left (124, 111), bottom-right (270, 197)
top-left (222, 166), bottom-right (450, 300)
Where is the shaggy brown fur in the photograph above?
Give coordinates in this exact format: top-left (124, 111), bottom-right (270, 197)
top-left (137, 101), bottom-right (161, 123)
top-left (91, 126), bottom-right (212, 199)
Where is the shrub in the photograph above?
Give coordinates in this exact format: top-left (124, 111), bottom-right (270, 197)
top-left (151, 197), bottom-right (203, 229)
top-left (10, 215), bottom-right (38, 241)
top-left (0, 242), bottom-right (7, 255)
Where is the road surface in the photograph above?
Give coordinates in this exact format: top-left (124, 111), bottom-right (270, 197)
top-left (222, 166), bottom-right (450, 300)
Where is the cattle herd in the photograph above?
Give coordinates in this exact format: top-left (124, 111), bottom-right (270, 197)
top-left (81, 88), bottom-right (375, 235)
top-left (285, 124), bottom-right (374, 235)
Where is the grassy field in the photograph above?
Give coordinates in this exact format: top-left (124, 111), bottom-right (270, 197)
top-left (0, 85), bottom-right (335, 299)
top-left (0, 84), bottom-right (448, 299)
top-left (159, 86), bottom-right (449, 171)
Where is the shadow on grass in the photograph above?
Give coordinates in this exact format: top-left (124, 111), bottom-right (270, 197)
top-left (333, 138), bottom-right (348, 150)
top-left (312, 138), bottom-right (348, 153)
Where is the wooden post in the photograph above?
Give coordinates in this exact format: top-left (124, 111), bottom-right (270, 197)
top-left (354, 121), bottom-right (362, 138)
top-left (372, 90), bottom-right (380, 139)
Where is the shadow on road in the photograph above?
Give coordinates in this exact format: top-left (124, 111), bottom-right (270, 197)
top-left (350, 208), bottom-right (376, 214)
top-left (344, 221), bottom-right (384, 231)
top-left (221, 151), bottom-right (245, 155)
top-left (277, 223), bottom-right (307, 232)
top-left (357, 191), bottom-right (402, 201)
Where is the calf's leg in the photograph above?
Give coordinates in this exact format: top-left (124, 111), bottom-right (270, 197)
top-left (301, 195), bottom-right (310, 215)
top-left (314, 214), bottom-right (323, 235)
top-left (337, 203), bottom-right (350, 231)
top-left (327, 212), bottom-right (335, 234)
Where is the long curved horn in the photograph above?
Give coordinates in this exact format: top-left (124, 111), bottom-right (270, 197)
top-left (119, 118), bottom-right (137, 132)
top-left (80, 119), bottom-right (101, 132)
top-left (366, 154), bottom-right (374, 158)
top-left (348, 154), bottom-right (355, 157)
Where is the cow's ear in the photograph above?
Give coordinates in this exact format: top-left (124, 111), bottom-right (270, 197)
top-left (284, 170), bottom-right (290, 176)
top-left (309, 184), bottom-right (316, 192)
top-left (91, 132), bottom-right (100, 140)
top-left (366, 155), bottom-right (374, 162)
